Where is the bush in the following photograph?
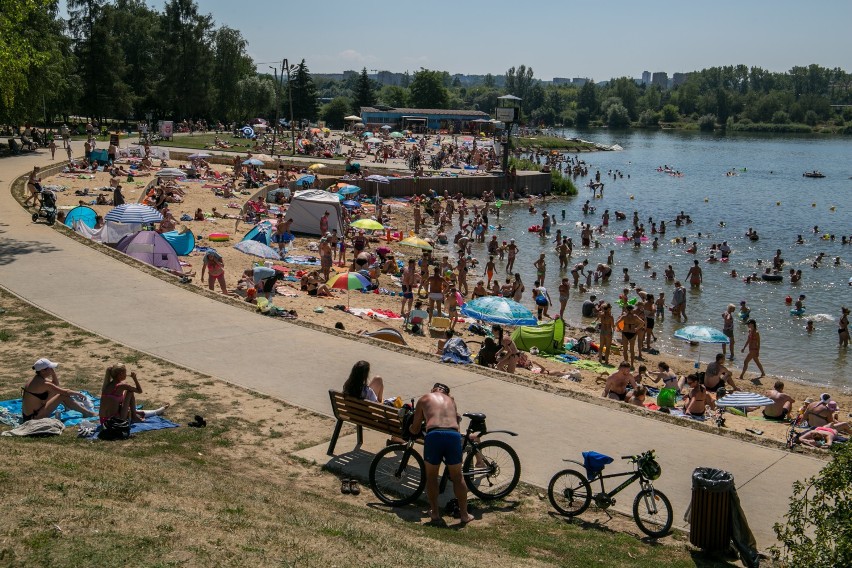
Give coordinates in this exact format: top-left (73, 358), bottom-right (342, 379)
top-left (804, 110), bottom-right (819, 126)
top-left (772, 442), bottom-right (852, 567)
top-left (699, 114), bottom-right (716, 131)
top-left (575, 108), bottom-right (590, 128)
top-left (550, 169), bottom-right (577, 196)
top-left (661, 104), bottom-right (680, 122)
top-left (638, 109), bottom-right (660, 128)
top-left (607, 103), bottom-right (630, 128)
top-left (508, 157), bottom-right (540, 172)
top-left (728, 122), bottom-right (813, 133)
top-left (772, 111), bottom-right (791, 124)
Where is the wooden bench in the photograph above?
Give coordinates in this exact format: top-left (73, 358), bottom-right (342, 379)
top-left (327, 390), bottom-right (404, 455)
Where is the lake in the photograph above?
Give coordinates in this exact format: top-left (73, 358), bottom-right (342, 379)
top-left (476, 128), bottom-right (851, 389)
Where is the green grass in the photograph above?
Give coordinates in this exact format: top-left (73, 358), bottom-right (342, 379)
top-left (153, 133), bottom-right (258, 153)
top-left (516, 136), bottom-right (597, 150)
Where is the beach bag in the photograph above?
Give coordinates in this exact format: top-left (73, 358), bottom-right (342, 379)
top-left (98, 417), bottom-right (131, 441)
top-left (582, 451), bottom-right (614, 481)
top-left (574, 336), bottom-right (592, 355)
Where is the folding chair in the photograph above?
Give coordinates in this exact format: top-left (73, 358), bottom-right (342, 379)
top-left (429, 316), bottom-right (452, 336)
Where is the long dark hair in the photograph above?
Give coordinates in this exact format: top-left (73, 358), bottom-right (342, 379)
top-left (342, 360), bottom-right (370, 397)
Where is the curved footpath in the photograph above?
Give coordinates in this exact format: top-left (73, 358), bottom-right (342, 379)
top-left (0, 146), bottom-right (824, 548)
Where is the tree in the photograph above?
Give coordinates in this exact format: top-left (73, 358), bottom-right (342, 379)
top-left (290, 59), bottom-right (318, 122)
top-left (772, 443), bottom-right (852, 567)
top-left (638, 109), bottom-right (660, 127)
top-left (159, 0), bottom-right (214, 118)
top-left (236, 75), bottom-right (274, 121)
top-left (0, 0), bottom-right (59, 112)
top-left (321, 97), bottom-right (351, 129)
top-left (378, 85), bottom-right (409, 108)
top-left (210, 26), bottom-right (254, 122)
top-left (352, 67), bottom-right (375, 110)
top-left (607, 103), bottom-right (631, 128)
top-left (484, 73), bottom-right (495, 88)
top-left (409, 69), bottom-right (449, 109)
top-left (578, 81), bottom-right (598, 116)
top-left (661, 104), bottom-right (680, 122)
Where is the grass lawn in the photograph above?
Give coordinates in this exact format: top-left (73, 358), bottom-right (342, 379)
top-left (0, 289), bottom-right (736, 567)
top-left (516, 136), bottom-right (598, 151)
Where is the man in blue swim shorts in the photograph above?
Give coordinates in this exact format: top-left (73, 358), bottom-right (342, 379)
top-left (409, 383), bottom-right (474, 524)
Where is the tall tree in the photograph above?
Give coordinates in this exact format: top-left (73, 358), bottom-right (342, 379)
top-left (321, 97), bottom-right (351, 129)
top-left (289, 59), bottom-right (318, 122)
top-left (578, 81), bottom-right (598, 116)
top-left (352, 67), bottom-right (376, 110)
top-left (109, 0), bottom-right (162, 119)
top-left (159, 0), bottom-right (214, 118)
top-left (210, 26), bottom-right (254, 121)
top-left (379, 85), bottom-right (409, 108)
top-left (409, 69), bottom-right (449, 109)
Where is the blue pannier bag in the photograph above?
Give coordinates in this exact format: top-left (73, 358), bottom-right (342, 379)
top-left (582, 451), bottom-right (614, 481)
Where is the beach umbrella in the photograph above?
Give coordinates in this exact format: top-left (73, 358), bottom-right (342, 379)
top-left (242, 158), bottom-right (264, 166)
top-left (155, 168), bottom-right (186, 177)
top-left (380, 125), bottom-right (392, 130)
top-left (338, 184), bottom-right (361, 195)
top-left (365, 175), bottom-right (389, 184)
top-left (398, 236), bottom-right (433, 251)
top-left (460, 296), bottom-right (538, 326)
top-left (351, 219), bottom-right (384, 230)
top-left (361, 132), bottom-right (372, 137)
top-left (241, 126), bottom-right (255, 138)
top-left (342, 200), bottom-right (361, 209)
top-left (308, 163), bottom-right (326, 171)
top-left (344, 115), bottom-right (362, 121)
top-left (233, 240), bottom-right (282, 260)
top-left (327, 271), bottom-right (371, 307)
top-left (673, 325), bottom-right (729, 366)
top-left (390, 131), bottom-right (404, 138)
top-left (715, 392), bottom-right (775, 415)
top-left (187, 152), bottom-right (212, 159)
top-left (295, 174), bottom-right (316, 186)
top-left (365, 137), bottom-right (382, 144)
top-left (250, 118), bottom-right (268, 125)
top-left (104, 204), bottom-right (163, 224)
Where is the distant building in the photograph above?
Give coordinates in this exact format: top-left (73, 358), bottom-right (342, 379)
top-left (641, 71), bottom-right (651, 85)
top-left (651, 72), bottom-right (668, 88)
top-left (672, 72), bottom-right (690, 87)
top-left (572, 78), bottom-right (589, 87)
top-left (359, 106), bottom-right (490, 132)
top-left (553, 77), bottom-right (571, 85)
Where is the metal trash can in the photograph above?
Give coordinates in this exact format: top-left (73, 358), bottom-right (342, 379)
top-left (689, 467), bottom-right (733, 551)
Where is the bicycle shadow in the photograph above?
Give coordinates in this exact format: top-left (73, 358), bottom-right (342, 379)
top-left (366, 494), bottom-right (522, 526)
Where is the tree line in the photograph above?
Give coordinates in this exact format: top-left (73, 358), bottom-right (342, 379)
top-left (3, 1), bottom-right (850, 135)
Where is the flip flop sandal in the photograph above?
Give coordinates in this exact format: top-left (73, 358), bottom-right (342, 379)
top-left (340, 478), bottom-right (351, 494)
top-left (348, 480), bottom-right (361, 495)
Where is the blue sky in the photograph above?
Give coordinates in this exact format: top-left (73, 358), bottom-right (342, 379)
top-left (85, 0), bottom-right (852, 79)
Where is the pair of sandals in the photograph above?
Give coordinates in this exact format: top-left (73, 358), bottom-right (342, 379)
top-left (340, 478), bottom-right (361, 495)
top-left (188, 415), bottom-right (207, 428)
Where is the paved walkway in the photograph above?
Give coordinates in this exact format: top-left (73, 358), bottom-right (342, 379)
top-left (0, 146), bottom-right (825, 548)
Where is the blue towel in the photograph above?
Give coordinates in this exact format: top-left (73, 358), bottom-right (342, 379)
top-left (80, 416), bottom-right (180, 439)
top-left (0, 391), bottom-right (99, 426)
top-left (554, 353), bottom-right (579, 363)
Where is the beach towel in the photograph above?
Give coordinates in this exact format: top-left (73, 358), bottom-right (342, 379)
top-left (668, 409), bottom-right (707, 421)
top-left (1, 418), bottom-right (65, 437)
top-left (441, 338), bottom-right (473, 365)
top-left (0, 391), bottom-right (99, 426)
top-left (552, 353), bottom-right (579, 364)
top-left (570, 360), bottom-right (615, 373)
top-left (78, 416), bottom-right (180, 440)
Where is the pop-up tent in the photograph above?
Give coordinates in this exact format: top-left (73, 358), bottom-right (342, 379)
top-left (64, 205), bottom-right (98, 228)
top-left (160, 229), bottom-right (196, 256)
top-left (282, 190), bottom-right (343, 236)
top-left (511, 317), bottom-right (565, 354)
top-left (242, 220), bottom-right (273, 245)
top-left (115, 231), bottom-right (182, 273)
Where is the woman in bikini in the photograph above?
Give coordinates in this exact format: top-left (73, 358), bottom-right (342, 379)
top-left (496, 335), bottom-right (520, 374)
top-left (201, 251), bottom-right (228, 294)
top-left (21, 359), bottom-right (96, 422)
top-left (682, 374), bottom-right (708, 417)
top-left (598, 303), bottom-right (615, 365)
top-left (616, 305), bottom-right (644, 368)
top-left (647, 361), bottom-right (680, 391)
top-left (738, 319), bottom-right (766, 381)
top-left (839, 307), bottom-right (850, 348)
top-left (99, 364), bottom-right (169, 425)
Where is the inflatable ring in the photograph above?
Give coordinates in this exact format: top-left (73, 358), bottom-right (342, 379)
top-left (208, 233), bottom-right (230, 242)
top-left (616, 297), bottom-right (639, 308)
top-left (790, 308), bottom-right (806, 316)
top-left (528, 225), bottom-right (541, 232)
top-left (761, 273), bottom-right (783, 282)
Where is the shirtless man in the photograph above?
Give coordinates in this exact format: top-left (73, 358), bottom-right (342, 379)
top-left (670, 281), bottom-right (687, 320)
top-left (571, 260), bottom-right (588, 287)
top-left (686, 260), bottom-right (703, 288)
top-left (597, 303), bottom-right (615, 365)
top-left (426, 267), bottom-right (447, 324)
top-left (506, 239), bottom-right (518, 273)
top-left (445, 286), bottom-right (460, 332)
top-left (616, 306), bottom-right (645, 367)
top-left (408, 383), bottom-right (474, 523)
top-left (558, 239), bottom-right (570, 271)
top-left (704, 353), bottom-right (738, 392)
top-left (762, 381), bottom-right (795, 420)
top-left (400, 259), bottom-right (417, 316)
top-left (603, 362), bottom-right (638, 402)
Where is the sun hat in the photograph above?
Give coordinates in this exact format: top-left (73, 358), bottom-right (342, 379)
top-left (33, 358), bottom-right (58, 371)
top-left (820, 393), bottom-right (831, 403)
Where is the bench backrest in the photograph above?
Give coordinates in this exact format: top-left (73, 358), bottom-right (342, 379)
top-left (328, 390), bottom-right (403, 437)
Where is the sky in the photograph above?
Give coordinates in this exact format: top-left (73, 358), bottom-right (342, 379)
top-left (83, 0), bottom-right (852, 80)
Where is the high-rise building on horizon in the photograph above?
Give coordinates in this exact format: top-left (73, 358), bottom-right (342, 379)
top-left (641, 71), bottom-right (651, 85)
top-left (672, 72), bottom-right (690, 87)
top-left (651, 72), bottom-right (668, 88)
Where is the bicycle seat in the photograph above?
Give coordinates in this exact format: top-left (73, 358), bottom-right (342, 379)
top-left (463, 412), bottom-right (486, 421)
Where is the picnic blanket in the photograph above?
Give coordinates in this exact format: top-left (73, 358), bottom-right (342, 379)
top-left (78, 416), bottom-right (180, 439)
top-left (0, 391), bottom-right (99, 427)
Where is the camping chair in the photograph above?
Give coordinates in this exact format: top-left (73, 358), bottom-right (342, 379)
top-left (429, 316), bottom-right (452, 336)
top-left (404, 309), bottom-right (429, 335)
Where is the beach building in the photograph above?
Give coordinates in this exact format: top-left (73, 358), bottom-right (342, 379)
top-left (359, 106), bottom-right (490, 133)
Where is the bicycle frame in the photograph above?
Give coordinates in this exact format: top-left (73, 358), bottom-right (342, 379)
top-left (563, 458), bottom-right (654, 507)
top-left (438, 426), bottom-right (518, 491)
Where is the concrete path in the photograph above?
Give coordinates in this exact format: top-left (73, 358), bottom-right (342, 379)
top-left (0, 147), bottom-right (826, 548)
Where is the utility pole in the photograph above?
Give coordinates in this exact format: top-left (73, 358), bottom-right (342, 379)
top-left (283, 58), bottom-right (296, 156)
top-left (269, 66), bottom-right (279, 158)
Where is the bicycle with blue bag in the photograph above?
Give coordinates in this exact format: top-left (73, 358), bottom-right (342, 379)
top-left (547, 449), bottom-right (673, 538)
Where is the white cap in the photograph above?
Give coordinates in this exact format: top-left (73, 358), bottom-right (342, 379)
top-left (33, 358), bottom-right (59, 372)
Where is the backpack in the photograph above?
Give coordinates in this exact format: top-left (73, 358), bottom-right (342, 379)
top-left (574, 336), bottom-right (592, 355)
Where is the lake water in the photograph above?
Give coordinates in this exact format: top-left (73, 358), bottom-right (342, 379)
top-left (474, 128), bottom-right (851, 389)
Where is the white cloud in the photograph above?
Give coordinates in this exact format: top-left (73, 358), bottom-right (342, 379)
top-left (338, 49), bottom-right (377, 63)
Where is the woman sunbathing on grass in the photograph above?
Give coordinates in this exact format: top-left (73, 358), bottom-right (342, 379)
top-left (99, 364), bottom-right (169, 427)
top-left (21, 358), bottom-right (98, 422)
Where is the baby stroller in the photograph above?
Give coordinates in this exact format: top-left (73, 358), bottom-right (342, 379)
top-left (31, 189), bottom-right (58, 225)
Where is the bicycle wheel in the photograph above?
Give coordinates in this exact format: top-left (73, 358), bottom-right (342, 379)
top-left (369, 444), bottom-right (426, 507)
top-left (632, 488), bottom-right (673, 538)
top-left (547, 469), bottom-right (592, 517)
top-left (463, 439), bottom-right (521, 500)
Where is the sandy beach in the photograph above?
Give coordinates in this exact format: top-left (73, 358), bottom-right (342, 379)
top-left (41, 148), bottom-right (852, 449)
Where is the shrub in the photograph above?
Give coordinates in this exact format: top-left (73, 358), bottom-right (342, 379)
top-left (699, 114), bottom-right (716, 131)
top-left (804, 110), bottom-right (819, 126)
top-left (606, 103), bottom-right (630, 128)
top-left (575, 108), bottom-right (590, 128)
top-left (550, 169), bottom-right (577, 196)
top-left (661, 104), bottom-right (680, 122)
top-left (772, 111), bottom-right (790, 124)
top-left (638, 109), bottom-right (660, 128)
top-left (508, 157), bottom-right (540, 172)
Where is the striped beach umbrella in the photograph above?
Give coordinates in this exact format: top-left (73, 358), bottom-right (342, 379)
top-left (104, 204), bottom-right (163, 224)
top-left (716, 392), bottom-right (775, 413)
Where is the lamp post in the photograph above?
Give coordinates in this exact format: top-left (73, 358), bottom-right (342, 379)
top-left (269, 66), bottom-right (280, 157)
top-left (283, 58), bottom-right (296, 156)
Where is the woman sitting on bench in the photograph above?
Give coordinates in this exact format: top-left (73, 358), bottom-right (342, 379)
top-left (342, 360), bottom-right (384, 403)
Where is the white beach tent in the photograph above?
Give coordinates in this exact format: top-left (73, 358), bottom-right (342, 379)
top-left (283, 190), bottom-right (343, 236)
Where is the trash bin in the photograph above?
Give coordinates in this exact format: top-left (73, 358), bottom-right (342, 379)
top-left (689, 467), bottom-right (733, 552)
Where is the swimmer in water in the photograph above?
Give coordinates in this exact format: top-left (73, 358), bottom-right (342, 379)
top-left (806, 320), bottom-right (814, 333)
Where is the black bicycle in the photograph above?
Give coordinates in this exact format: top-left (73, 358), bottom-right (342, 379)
top-left (369, 412), bottom-right (521, 506)
top-left (547, 449), bottom-right (673, 538)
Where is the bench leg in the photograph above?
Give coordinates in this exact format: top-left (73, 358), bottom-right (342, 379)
top-left (356, 425), bottom-right (363, 447)
top-left (327, 419), bottom-right (344, 456)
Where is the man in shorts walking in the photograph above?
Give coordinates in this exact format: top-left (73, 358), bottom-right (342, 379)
top-left (409, 383), bottom-right (474, 524)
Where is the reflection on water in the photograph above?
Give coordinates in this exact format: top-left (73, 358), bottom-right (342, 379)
top-left (468, 129), bottom-right (851, 388)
